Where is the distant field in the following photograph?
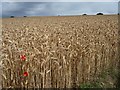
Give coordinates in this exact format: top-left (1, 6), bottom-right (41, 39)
top-left (1, 15), bottom-right (119, 88)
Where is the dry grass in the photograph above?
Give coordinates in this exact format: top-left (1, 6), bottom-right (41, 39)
top-left (1, 15), bottom-right (119, 88)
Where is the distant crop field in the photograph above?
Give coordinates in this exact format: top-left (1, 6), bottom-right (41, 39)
top-left (1, 15), bottom-right (119, 88)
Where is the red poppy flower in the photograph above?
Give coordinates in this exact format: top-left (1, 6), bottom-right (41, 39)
top-left (20, 55), bottom-right (26, 61)
top-left (23, 72), bottom-right (28, 77)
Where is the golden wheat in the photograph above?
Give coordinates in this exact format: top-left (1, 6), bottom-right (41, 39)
top-left (1, 15), bottom-right (119, 88)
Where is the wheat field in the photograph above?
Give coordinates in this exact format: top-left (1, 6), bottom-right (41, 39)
top-left (1, 15), bottom-right (119, 88)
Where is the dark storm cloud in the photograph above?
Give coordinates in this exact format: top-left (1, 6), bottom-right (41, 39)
top-left (2, 2), bottom-right (49, 17)
top-left (119, 1), bottom-right (120, 13)
top-left (2, 2), bottom-right (118, 17)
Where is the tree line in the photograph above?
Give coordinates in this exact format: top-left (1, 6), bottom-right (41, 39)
top-left (10, 13), bottom-right (119, 18)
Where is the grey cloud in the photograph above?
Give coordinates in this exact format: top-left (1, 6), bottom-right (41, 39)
top-left (2, 2), bottom-right (47, 17)
top-left (2, 2), bottom-right (118, 17)
top-left (2, 0), bottom-right (120, 2)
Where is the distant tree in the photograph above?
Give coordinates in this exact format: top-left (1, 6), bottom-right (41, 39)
top-left (10, 16), bottom-right (14, 18)
top-left (96, 13), bottom-right (103, 15)
top-left (82, 14), bottom-right (87, 15)
top-left (118, 13), bottom-right (119, 15)
top-left (58, 15), bottom-right (60, 16)
top-left (23, 16), bottom-right (27, 17)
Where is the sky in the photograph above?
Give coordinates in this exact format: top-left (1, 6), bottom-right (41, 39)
top-left (1, 1), bottom-right (119, 17)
